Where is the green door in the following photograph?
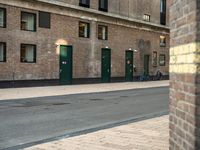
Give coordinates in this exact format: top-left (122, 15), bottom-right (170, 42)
top-left (101, 48), bottom-right (111, 83)
top-left (144, 55), bottom-right (150, 76)
top-left (59, 45), bottom-right (73, 85)
top-left (125, 51), bottom-right (133, 81)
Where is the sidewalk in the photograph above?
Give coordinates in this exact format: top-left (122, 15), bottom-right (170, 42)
top-left (0, 80), bottom-right (169, 101)
top-left (24, 115), bottom-right (169, 150)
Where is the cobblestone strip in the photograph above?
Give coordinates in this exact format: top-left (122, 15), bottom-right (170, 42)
top-left (24, 115), bottom-right (169, 150)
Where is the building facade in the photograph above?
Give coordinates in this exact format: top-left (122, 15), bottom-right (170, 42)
top-left (0, 0), bottom-right (169, 85)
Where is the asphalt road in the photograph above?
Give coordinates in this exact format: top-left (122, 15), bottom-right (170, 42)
top-left (0, 86), bottom-right (169, 150)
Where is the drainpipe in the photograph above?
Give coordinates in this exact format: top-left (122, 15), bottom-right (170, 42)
top-left (12, 72), bottom-right (15, 88)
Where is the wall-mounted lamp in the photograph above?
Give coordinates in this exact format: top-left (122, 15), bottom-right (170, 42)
top-left (55, 44), bottom-right (60, 48)
top-left (128, 48), bottom-right (138, 52)
top-left (105, 46), bottom-right (109, 49)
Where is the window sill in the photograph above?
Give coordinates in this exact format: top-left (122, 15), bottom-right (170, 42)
top-left (98, 38), bottom-right (108, 41)
top-left (21, 62), bottom-right (36, 63)
top-left (79, 36), bottom-right (90, 39)
top-left (98, 8), bottom-right (108, 12)
top-left (160, 45), bottom-right (166, 47)
top-left (39, 26), bottom-right (51, 29)
top-left (79, 3), bottom-right (90, 8)
top-left (21, 29), bottom-right (37, 32)
top-left (143, 20), bottom-right (150, 22)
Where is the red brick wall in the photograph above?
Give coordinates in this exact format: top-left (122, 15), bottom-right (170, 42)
top-left (0, 2), bottom-right (169, 81)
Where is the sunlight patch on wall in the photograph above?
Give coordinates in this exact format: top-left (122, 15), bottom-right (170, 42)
top-left (55, 39), bottom-right (68, 54)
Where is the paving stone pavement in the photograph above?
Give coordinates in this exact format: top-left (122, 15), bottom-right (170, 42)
top-left (24, 115), bottom-right (169, 150)
top-left (0, 80), bottom-right (169, 101)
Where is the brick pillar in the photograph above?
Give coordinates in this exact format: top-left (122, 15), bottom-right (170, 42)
top-left (169, 0), bottom-right (200, 149)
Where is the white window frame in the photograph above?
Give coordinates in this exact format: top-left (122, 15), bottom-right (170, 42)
top-left (21, 12), bottom-right (36, 31)
top-left (21, 44), bottom-right (36, 63)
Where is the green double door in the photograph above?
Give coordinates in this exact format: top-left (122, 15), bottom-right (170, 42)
top-left (144, 55), bottom-right (150, 76)
top-left (101, 48), bottom-right (111, 83)
top-left (59, 45), bottom-right (73, 85)
top-left (125, 51), bottom-right (133, 81)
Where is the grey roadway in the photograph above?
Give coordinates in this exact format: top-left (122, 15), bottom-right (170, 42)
top-left (0, 86), bottom-right (169, 150)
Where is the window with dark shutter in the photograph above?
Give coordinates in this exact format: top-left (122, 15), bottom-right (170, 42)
top-left (39, 11), bottom-right (51, 28)
top-left (160, 0), bottom-right (166, 25)
top-left (99, 0), bottom-right (108, 12)
top-left (79, 0), bottom-right (90, 8)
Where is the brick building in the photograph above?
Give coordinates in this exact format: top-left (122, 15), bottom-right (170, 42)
top-left (0, 0), bottom-right (169, 86)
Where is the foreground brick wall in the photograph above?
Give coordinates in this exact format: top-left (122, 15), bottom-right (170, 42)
top-left (169, 0), bottom-right (200, 149)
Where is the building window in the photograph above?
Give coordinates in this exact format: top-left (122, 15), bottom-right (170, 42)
top-left (99, 0), bottom-right (108, 12)
top-left (159, 54), bottom-right (166, 66)
top-left (79, 0), bottom-right (90, 8)
top-left (160, 0), bottom-right (166, 25)
top-left (0, 8), bottom-right (6, 28)
top-left (160, 36), bottom-right (166, 47)
top-left (152, 51), bottom-right (157, 67)
top-left (143, 14), bottom-right (150, 22)
top-left (0, 42), bottom-right (6, 62)
top-left (98, 25), bottom-right (108, 40)
top-left (21, 12), bottom-right (36, 31)
top-left (79, 22), bottom-right (90, 38)
top-left (39, 11), bottom-right (51, 28)
top-left (21, 44), bottom-right (36, 63)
